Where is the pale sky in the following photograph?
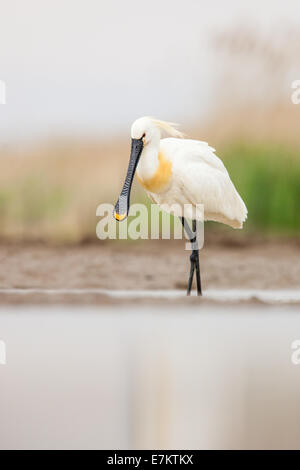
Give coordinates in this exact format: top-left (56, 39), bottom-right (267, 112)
top-left (0, 0), bottom-right (299, 141)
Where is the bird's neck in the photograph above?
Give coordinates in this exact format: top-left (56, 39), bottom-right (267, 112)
top-left (137, 138), bottom-right (160, 181)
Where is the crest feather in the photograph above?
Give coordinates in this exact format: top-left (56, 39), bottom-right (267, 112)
top-left (150, 118), bottom-right (184, 138)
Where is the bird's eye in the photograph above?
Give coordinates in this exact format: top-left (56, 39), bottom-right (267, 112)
top-left (142, 133), bottom-right (146, 139)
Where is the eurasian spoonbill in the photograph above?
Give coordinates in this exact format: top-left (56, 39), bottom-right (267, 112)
top-left (114, 117), bottom-right (247, 296)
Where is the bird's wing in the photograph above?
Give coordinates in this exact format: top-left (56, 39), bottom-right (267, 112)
top-left (160, 138), bottom-right (247, 228)
top-left (160, 138), bottom-right (227, 173)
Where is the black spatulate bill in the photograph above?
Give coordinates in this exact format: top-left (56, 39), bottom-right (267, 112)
top-left (114, 137), bottom-right (144, 221)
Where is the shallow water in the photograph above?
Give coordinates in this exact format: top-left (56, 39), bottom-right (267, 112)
top-left (0, 304), bottom-right (300, 449)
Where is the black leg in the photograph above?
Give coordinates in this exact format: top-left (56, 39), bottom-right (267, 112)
top-left (180, 217), bottom-right (202, 296)
top-left (192, 220), bottom-right (202, 296)
top-left (187, 252), bottom-right (196, 295)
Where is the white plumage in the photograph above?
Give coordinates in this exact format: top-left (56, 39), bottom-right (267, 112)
top-left (133, 118), bottom-right (247, 229)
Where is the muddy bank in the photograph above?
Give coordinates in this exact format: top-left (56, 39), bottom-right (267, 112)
top-left (0, 240), bottom-right (299, 304)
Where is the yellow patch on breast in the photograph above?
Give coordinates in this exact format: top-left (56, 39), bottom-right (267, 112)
top-left (137, 152), bottom-right (172, 193)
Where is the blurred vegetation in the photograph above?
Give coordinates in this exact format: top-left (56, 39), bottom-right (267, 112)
top-left (222, 142), bottom-right (300, 234)
top-left (0, 135), bottom-right (299, 243)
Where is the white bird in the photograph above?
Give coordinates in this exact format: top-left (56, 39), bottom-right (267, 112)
top-left (114, 117), bottom-right (247, 295)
